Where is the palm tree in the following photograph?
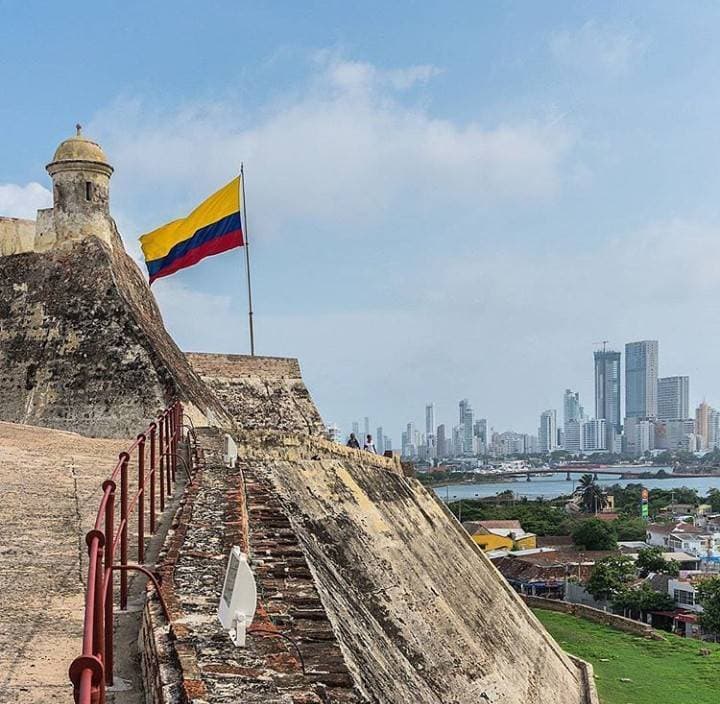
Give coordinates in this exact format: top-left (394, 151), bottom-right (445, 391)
top-left (578, 474), bottom-right (608, 514)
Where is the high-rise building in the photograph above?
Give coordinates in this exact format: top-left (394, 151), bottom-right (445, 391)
top-left (657, 376), bottom-right (689, 420)
top-left (563, 389), bottom-right (584, 452)
top-left (452, 425), bottom-right (464, 456)
top-left (425, 403), bottom-right (436, 455)
top-left (581, 419), bottom-right (607, 452)
top-left (564, 420), bottom-right (582, 453)
top-left (563, 389), bottom-right (584, 425)
top-left (474, 418), bottom-right (488, 455)
top-left (624, 417), bottom-right (654, 456)
top-left (376, 426), bottom-right (384, 455)
top-left (364, 416), bottom-right (370, 437)
top-left (538, 410), bottom-right (558, 453)
top-left (695, 402), bottom-right (719, 450)
top-left (625, 340), bottom-right (659, 419)
top-left (425, 403), bottom-right (435, 440)
top-left (654, 418), bottom-right (696, 451)
top-left (384, 436), bottom-right (393, 454)
top-left (458, 399), bottom-right (473, 454)
top-left (352, 421), bottom-right (360, 437)
top-left (436, 424), bottom-right (447, 457)
top-left (594, 349), bottom-right (622, 432)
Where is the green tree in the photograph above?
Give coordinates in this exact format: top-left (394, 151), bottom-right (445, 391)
top-left (586, 555), bottom-right (635, 601)
top-left (636, 547), bottom-right (680, 577)
top-left (612, 583), bottom-right (675, 618)
top-left (613, 516), bottom-right (648, 541)
top-left (707, 489), bottom-right (720, 513)
top-left (572, 519), bottom-right (617, 550)
top-left (697, 576), bottom-right (720, 638)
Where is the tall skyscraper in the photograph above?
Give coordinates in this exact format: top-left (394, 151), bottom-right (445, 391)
top-left (425, 403), bottom-right (435, 439)
top-left (538, 410), bottom-right (558, 453)
top-left (563, 389), bottom-right (584, 453)
top-left (625, 340), bottom-right (659, 419)
top-left (436, 424), bottom-right (447, 457)
top-left (695, 402), bottom-right (719, 450)
top-left (364, 416), bottom-right (370, 437)
top-left (376, 426), bottom-right (384, 454)
top-left (352, 421), bottom-right (360, 437)
top-left (474, 418), bottom-right (488, 455)
top-left (458, 399), bottom-right (473, 454)
top-left (425, 403), bottom-right (436, 455)
top-left (657, 376), bottom-right (689, 420)
top-left (563, 389), bottom-right (583, 425)
top-left (594, 349), bottom-right (622, 431)
top-left (384, 436), bottom-right (392, 453)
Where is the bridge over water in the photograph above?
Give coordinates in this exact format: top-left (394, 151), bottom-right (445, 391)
top-left (491, 467), bottom-right (720, 481)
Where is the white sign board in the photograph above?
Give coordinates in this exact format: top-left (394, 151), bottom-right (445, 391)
top-left (218, 546), bottom-right (257, 646)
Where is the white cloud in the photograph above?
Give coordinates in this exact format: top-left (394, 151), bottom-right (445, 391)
top-left (550, 21), bottom-right (648, 75)
top-left (0, 182), bottom-right (51, 219)
top-left (149, 211), bottom-right (720, 435)
top-left (89, 55), bottom-right (575, 242)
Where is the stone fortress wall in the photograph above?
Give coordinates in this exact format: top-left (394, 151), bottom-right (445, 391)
top-left (187, 352), bottom-right (327, 436)
top-left (0, 129), bottom-right (598, 703)
top-left (0, 216), bottom-right (37, 256)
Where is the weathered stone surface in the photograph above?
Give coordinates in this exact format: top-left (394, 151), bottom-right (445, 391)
top-left (259, 456), bottom-right (591, 704)
top-left (151, 430), bottom-right (363, 704)
top-left (0, 237), bottom-right (230, 437)
top-left (187, 353), bottom-right (325, 436)
top-left (0, 421), bottom-right (125, 703)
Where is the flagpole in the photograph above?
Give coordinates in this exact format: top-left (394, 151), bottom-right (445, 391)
top-left (240, 163), bottom-right (256, 356)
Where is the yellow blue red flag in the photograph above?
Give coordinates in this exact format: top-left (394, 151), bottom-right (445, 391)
top-left (140, 177), bottom-right (243, 284)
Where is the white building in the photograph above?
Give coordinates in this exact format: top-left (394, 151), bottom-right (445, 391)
top-left (564, 419), bottom-right (582, 453)
top-left (581, 419), bottom-right (607, 452)
top-left (657, 376), bottom-right (690, 420)
top-left (624, 417), bottom-right (654, 456)
top-left (538, 410), bottom-right (558, 453)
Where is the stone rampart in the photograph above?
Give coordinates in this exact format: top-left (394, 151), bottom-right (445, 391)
top-left (187, 352), bottom-right (326, 435)
top-left (234, 427), bottom-right (402, 473)
top-left (0, 236), bottom-right (230, 437)
top-left (0, 216), bottom-right (36, 256)
top-left (186, 352), bottom-right (302, 379)
top-left (260, 456), bottom-right (593, 703)
top-left (522, 595), bottom-right (662, 639)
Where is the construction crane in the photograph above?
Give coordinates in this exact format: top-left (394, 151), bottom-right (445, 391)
top-left (594, 339), bottom-right (610, 354)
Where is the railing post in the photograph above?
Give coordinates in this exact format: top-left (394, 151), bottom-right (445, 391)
top-left (169, 404), bottom-right (176, 483)
top-left (89, 533), bottom-right (105, 703)
top-left (137, 433), bottom-right (146, 565)
top-left (103, 480), bottom-right (115, 686)
top-left (149, 423), bottom-right (157, 534)
top-left (119, 452), bottom-right (129, 611)
top-left (164, 413), bottom-right (172, 497)
top-left (158, 415), bottom-right (165, 513)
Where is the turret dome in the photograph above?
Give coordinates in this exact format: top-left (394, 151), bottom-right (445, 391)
top-left (47, 125), bottom-right (113, 176)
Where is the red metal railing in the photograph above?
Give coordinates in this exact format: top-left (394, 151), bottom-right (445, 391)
top-left (68, 401), bottom-right (195, 704)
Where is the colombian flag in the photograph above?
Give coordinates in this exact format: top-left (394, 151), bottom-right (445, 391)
top-left (140, 177), bottom-right (243, 284)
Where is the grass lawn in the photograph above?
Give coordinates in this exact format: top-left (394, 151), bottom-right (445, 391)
top-left (533, 608), bottom-right (720, 704)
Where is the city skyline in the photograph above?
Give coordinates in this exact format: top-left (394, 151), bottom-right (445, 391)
top-left (342, 337), bottom-right (714, 452)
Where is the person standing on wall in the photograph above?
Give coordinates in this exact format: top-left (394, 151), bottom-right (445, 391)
top-left (364, 434), bottom-right (377, 453)
top-left (347, 433), bottom-right (360, 449)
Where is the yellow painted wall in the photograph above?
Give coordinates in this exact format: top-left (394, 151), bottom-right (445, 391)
top-left (472, 533), bottom-right (513, 551)
top-left (471, 532), bottom-right (536, 551)
top-left (514, 534), bottom-right (536, 550)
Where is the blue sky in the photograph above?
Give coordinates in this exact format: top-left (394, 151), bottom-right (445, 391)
top-left (2, 1), bottom-right (720, 440)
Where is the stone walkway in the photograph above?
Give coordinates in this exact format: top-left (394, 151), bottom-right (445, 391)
top-left (0, 422), bottom-right (125, 704)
